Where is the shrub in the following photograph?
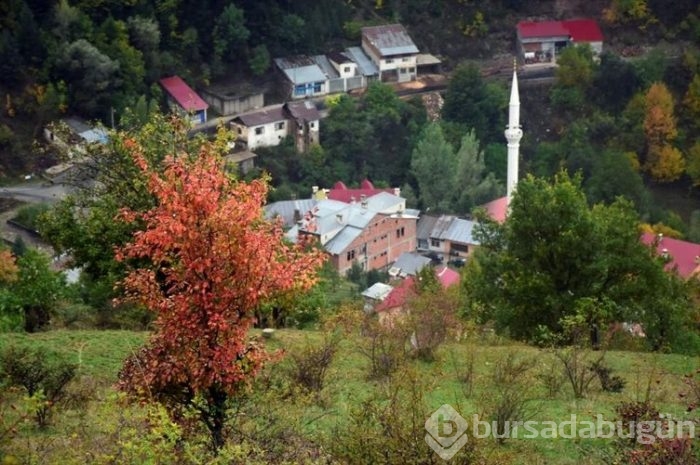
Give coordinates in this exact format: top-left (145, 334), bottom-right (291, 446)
top-left (11, 203), bottom-right (50, 232)
top-left (331, 367), bottom-right (479, 464)
top-left (0, 345), bottom-right (76, 427)
top-left (289, 333), bottom-right (339, 392)
top-left (537, 357), bottom-right (567, 398)
top-left (358, 315), bottom-right (408, 380)
top-left (483, 350), bottom-right (538, 444)
top-left (591, 360), bottom-right (626, 393)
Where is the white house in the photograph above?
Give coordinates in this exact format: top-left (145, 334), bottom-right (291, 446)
top-left (231, 105), bottom-right (287, 150)
top-left (274, 56), bottom-right (329, 100)
top-left (361, 24), bottom-right (419, 83)
top-left (230, 101), bottom-right (322, 152)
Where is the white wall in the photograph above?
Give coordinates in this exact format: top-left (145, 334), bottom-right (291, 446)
top-left (233, 120), bottom-right (288, 150)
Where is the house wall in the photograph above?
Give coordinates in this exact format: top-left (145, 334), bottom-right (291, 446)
top-left (293, 119), bottom-right (320, 153)
top-left (232, 120), bottom-right (288, 150)
top-left (291, 81), bottom-right (327, 99)
top-left (199, 90), bottom-right (264, 116)
top-left (335, 214), bottom-right (417, 275)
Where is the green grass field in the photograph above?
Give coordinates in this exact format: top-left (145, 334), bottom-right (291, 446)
top-left (0, 329), bottom-right (697, 464)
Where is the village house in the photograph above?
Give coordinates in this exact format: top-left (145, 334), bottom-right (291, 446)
top-left (230, 101), bottom-right (321, 152)
top-left (159, 76), bottom-right (209, 125)
top-left (516, 19), bottom-right (604, 65)
top-left (284, 192), bottom-right (419, 275)
top-left (641, 232), bottom-right (700, 279)
top-left (361, 24), bottom-right (419, 83)
top-left (274, 55), bottom-right (329, 100)
top-left (44, 117), bottom-right (108, 159)
top-left (416, 215), bottom-right (480, 261)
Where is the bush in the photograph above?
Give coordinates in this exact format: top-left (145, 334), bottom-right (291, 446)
top-left (289, 334), bottom-right (339, 392)
top-left (591, 360), bottom-right (626, 393)
top-left (483, 350), bottom-right (538, 444)
top-left (11, 203), bottom-right (50, 232)
top-left (0, 345), bottom-right (76, 427)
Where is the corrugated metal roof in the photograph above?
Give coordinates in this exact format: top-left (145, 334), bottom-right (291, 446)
top-left (159, 76), bottom-right (209, 112)
top-left (344, 47), bottom-right (379, 76)
top-left (362, 282), bottom-right (394, 300)
top-left (392, 252), bottom-right (431, 276)
top-left (365, 191), bottom-right (404, 213)
top-left (441, 218), bottom-right (479, 245)
top-left (362, 24), bottom-right (419, 56)
top-left (517, 19), bottom-right (603, 42)
top-left (324, 226), bottom-right (363, 254)
top-left (312, 55), bottom-right (339, 79)
top-left (417, 215), bottom-right (439, 240)
top-left (264, 198), bottom-right (317, 227)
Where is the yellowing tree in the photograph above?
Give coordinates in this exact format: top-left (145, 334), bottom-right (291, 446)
top-left (643, 83), bottom-right (682, 181)
top-left (644, 82), bottom-right (677, 146)
top-left (647, 144), bottom-right (685, 182)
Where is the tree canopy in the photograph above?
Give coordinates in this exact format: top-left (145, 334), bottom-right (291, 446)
top-left (465, 172), bottom-right (693, 349)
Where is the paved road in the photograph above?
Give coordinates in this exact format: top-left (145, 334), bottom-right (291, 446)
top-left (0, 182), bottom-right (70, 204)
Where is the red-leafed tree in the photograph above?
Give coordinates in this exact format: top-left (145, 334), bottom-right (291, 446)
top-left (115, 137), bottom-right (325, 451)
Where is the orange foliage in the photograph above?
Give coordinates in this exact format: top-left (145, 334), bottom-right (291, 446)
top-left (116, 139), bottom-right (325, 408)
top-left (0, 250), bottom-right (18, 283)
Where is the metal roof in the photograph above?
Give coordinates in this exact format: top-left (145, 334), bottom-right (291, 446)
top-left (159, 76), bottom-right (209, 112)
top-left (362, 24), bottom-right (419, 57)
top-left (428, 215), bottom-right (480, 245)
top-left (344, 47), bottom-right (379, 76)
top-left (361, 282), bottom-right (394, 301)
top-left (392, 252), bottom-right (432, 276)
top-left (312, 55), bottom-right (339, 79)
top-left (274, 56), bottom-right (328, 85)
top-left (364, 191), bottom-right (405, 213)
top-left (416, 215), bottom-right (439, 240)
top-left (517, 19), bottom-right (603, 42)
top-left (233, 105), bottom-right (286, 127)
top-left (264, 198), bottom-right (317, 227)
top-left (324, 226), bottom-right (363, 254)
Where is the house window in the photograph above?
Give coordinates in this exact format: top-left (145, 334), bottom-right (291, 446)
top-left (408, 67), bottom-right (416, 73)
top-left (313, 82), bottom-right (322, 93)
top-left (275, 122), bottom-right (285, 130)
top-left (400, 68), bottom-right (407, 74)
top-left (346, 250), bottom-right (355, 261)
top-left (431, 239), bottom-right (441, 247)
top-left (396, 227), bottom-right (405, 238)
top-left (255, 127), bottom-right (264, 135)
top-left (309, 122), bottom-right (315, 129)
top-left (294, 85), bottom-right (307, 96)
top-left (384, 59), bottom-right (394, 65)
top-left (343, 66), bottom-right (351, 73)
top-left (237, 127), bottom-right (242, 134)
top-left (402, 57), bottom-right (410, 62)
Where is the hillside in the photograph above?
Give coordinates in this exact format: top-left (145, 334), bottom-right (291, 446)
top-left (0, 328), bottom-right (697, 464)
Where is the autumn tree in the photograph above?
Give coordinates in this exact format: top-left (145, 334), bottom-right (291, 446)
top-left (643, 82), bottom-right (683, 181)
top-left (116, 138), bottom-right (325, 451)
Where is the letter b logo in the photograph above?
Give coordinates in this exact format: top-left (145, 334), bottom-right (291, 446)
top-left (425, 404), bottom-right (468, 460)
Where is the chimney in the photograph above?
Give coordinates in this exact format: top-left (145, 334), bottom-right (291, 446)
top-left (293, 208), bottom-right (301, 223)
top-left (350, 196), bottom-right (356, 204)
top-left (360, 194), bottom-right (367, 208)
top-left (336, 213), bottom-right (344, 224)
top-left (393, 187), bottom-right (401, 197)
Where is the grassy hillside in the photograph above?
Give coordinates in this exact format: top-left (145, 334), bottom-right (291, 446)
top-left (0, 329), bottom-right (697, 464)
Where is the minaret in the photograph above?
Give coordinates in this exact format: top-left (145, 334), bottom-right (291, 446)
top-left (505, 61), bottom-right (523, 205)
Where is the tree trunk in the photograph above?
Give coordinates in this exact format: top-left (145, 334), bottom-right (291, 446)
top-left (206, 386), bottom-right (228, 452)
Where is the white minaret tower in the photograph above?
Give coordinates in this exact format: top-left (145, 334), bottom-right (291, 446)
top-left (505, 61), bottom-right (522, 205)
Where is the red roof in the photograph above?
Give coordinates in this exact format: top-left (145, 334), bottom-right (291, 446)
top-left (517, 19), bottom-right (603, 42)
top-left (376, 267), bottom-right (460, 312)
top-left (481, 196), bottom-right (508, 224)
top-left (435, 266), bottom-right (460, 287)
top-left (327, 179), bottom-right (396, 204)
top-left (640, 232), bottom-right (700, 279)
top-left (159, 76), bottom-right (209, 112)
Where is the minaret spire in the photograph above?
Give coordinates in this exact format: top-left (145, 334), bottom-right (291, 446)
top-left (505, 60), bottom-right (523, 206)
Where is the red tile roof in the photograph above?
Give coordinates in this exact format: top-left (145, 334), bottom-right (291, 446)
top-left (327, 179), bottom-right (396, 203)
top-left (376, 267), bottom-right (460, 312)
top-left (159, 76), bottom-right (209, 112)
top-left (517, 19), bottom-right (603, 42)
top-left (481, 196), bottom-right (508, 224)
top-left (640, 232), bottom-right (700, 279)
